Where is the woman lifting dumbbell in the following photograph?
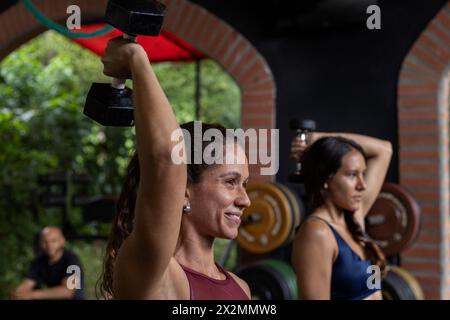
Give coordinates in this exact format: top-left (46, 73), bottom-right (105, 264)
top-left (290, 131), bottom-right (392, 300)
top-left (97, 37), bottom-right (251, 299)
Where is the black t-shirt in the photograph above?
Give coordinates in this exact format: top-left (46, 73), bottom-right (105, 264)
top-left (26, 249), bottom-right (86, 300)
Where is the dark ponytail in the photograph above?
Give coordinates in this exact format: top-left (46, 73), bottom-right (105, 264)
top-left (97, 152), bottom-right (139, 299)
top-left (301, 136), bottom-right (386, 274)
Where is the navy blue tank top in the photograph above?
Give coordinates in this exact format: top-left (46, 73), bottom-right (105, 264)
top-left (310, 217), bottom-right (380, 300)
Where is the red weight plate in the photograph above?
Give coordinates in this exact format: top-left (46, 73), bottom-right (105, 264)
top-left (365, 183), bottom-right (421, 256)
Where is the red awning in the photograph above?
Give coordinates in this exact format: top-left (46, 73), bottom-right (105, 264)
top-left (72, 23), bottom-right (206, 62)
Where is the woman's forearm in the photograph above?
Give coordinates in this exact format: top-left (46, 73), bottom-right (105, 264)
top-left (312, 132), bottom-right (392, 159)
top-left (130, 50), bottom-right (181, 162)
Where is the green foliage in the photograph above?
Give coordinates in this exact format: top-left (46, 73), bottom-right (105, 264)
top-left (0, 30), bottom-right (240, 299)
top-left (214, 239), bottom-right (238, 271)
top-left (199, 61), bottom-right (241, 129)
top-left (155, 60), bottom-right (241, 128)
top-left (66, 240), bottom-right (106, 299)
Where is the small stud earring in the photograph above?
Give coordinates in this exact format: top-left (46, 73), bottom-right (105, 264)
top-left (182, 204), bottom-right (191, 213)
top-left (324, 183), bottom-right (328, 189)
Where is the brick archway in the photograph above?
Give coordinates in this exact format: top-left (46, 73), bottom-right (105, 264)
top-left (398, 2), bottom-right (450, 299)
top-left (0, 0), bottom-right (276, 181)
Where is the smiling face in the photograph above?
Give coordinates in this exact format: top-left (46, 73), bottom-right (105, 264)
top-left (186, 143), bottom-right (251, 239)
top-left (326, 149), bottom-right (367, 212)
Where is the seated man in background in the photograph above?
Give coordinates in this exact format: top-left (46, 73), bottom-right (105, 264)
top-left (10, 226), bottom-right (85, 300)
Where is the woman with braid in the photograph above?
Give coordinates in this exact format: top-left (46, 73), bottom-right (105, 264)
top-left (97, 37), bottom-right (251, 299)
top-left (290, 132), bottom-right (392, 300)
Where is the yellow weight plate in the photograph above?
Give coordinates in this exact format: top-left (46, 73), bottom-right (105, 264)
top-left (382, 265), bottom-right (424, 300)
top-left (237, 182), bottom-right (293, 254)
top-left (276, 183), bottom-right (302, 243)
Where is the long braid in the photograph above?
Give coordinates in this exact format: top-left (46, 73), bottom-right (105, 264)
top-left (344, 213), bottom-right (386, 275)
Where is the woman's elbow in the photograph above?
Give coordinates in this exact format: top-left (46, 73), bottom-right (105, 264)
top-left (380, 140), bottom-right (393, 158)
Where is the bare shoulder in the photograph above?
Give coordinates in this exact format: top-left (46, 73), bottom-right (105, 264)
top-left (227, 271), bottom-right (251, 299)
top-left (292, 217), bottom-right (337, 265)
top-left (294, 218), bottom-right (334, 245)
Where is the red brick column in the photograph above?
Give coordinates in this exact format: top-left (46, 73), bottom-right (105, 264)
top-left (0, 0), bottom-right (276, 182)
top-left (398, 2), bottom-right (450, 299)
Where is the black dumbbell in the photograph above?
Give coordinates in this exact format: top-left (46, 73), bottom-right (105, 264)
top-left (83, 0), bottom-right (166, 127)
top-left (288, 119), bottom-right (316, 183)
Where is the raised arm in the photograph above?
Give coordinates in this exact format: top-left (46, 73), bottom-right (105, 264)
top-left (102, 38), bottom-right (187, 298)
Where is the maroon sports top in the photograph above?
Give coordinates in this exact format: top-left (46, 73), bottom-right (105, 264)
top-left (179, 263), bottom-right (249, 300)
